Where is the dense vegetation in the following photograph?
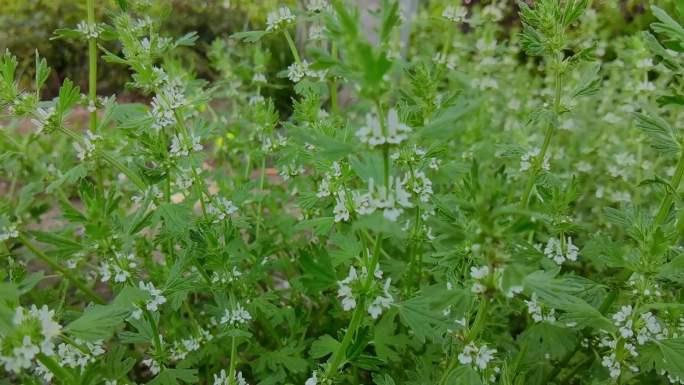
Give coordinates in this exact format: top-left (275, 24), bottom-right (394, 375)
top-left (2, 1), bottom-right (684, 384)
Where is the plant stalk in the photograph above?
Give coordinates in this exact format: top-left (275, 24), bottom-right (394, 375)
top-left (520, 60), bottom-right (563, 207)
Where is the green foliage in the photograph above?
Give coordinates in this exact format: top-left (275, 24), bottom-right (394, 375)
top-left (3, 1), bottom-right (684, 385)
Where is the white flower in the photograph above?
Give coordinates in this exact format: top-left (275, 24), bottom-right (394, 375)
top-left (74, 130), bottom-right (101, 161)
top-left (520, 147), bottom-right (550, 172)
top-left (543, 236), bottom-right (579, 265)
top-left (30, 107), bottom-right (55, 134)
top-left (333, 191), bottom-right (350, 222)
top-left (307, 0), bottom-right (330, 13)
top-left (220, 303), bottom-right (252, 327)
top-left (309, 23), bottom-right (325, 40)
top-left (266, 7), bottom-right (296, 32)
top-left (470, 265), bottom-right (489, 280)
top-left (208, 197), bottom-right (239, 223)
top-left (442, 5), bottom-right (467, 22)
top-left (139, 281), bottom-right (167, 312)
top-left (142, 357), bottom-right (161, 375)
top-left (458, 342), bottom-right (496, 371)
top-left (76, 21), bottom-right (103, 39)
top-left (367, 278), bottom-right (394, 319)
top-left (287, 61), bottom-right (309, 83)
top-left (0, 223), bottom-right (19, 241)
top-left (524, 293), bottom-right (556, 323)
top-left (305, 371), bottom-right (318, 385)
top-left (356, 108), bottom-right (411, 147)
top-left (337, 267), bottom-right (358, 311)
top-left (1, 306), bottom-right (62, 374)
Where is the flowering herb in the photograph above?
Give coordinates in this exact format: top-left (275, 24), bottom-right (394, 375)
top-left (2, 1), bottom-right (684, 385)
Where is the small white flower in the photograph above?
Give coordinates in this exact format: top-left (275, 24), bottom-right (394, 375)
top-left (266, 7), bottom-right (296, 32)
top-left (442, 5), bottom-right (467, 22)
top-left (333, 191), bottom-right (350, 222)
top-left (305, 371), bottom-right (318, 385)
top-left (220, 303), bottom-right (252, 327)
top-left (30, 107), bottom-right (55, 134)
top-left (356, 108), bottom-right (411, 147)
top-left (139, 281), bottom-right (167, 312)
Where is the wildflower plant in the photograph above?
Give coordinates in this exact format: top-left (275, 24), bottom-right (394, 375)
top-left (2, 1), bottom-right (684, 385)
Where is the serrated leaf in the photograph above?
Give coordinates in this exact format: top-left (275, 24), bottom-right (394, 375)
top-left (309, 334), bottom-right (339, 359)
top-left (65, 305), bottom-right (130, 341)
top-left (635, 112), bottom-right (681, 155)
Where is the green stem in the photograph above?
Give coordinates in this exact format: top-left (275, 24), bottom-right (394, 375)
top-left (283, 30), bottom-right (301, 64)
top-left (438, 299), bottom-right (489, 385)
top-left (254, 157), bottom-right (267, 244)
top-left (143, 308), bottom-right (164, 357)
top-left (326, 235), bottom-right (383, 378)
top-left (18, 234), bottom-right (105, 304)
top-left (520, 58), bottom-right (563, 207)
top-left (325, 301), bottom-right (365, 378)
top-left (87, 0), bottom-right (97, 133)
top-left (329, 43), bottom-right (339, 114)
top-left (653, 147), bottom-right (684, 228)
top-left (228, 336), bottom-right (238, 385)
top-left (37, 353), bottom-right (74, 383)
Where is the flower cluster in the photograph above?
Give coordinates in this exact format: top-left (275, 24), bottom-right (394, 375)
top-left (76, 21), bottom-right (104, 39)
top-left (337, 265), bottom-right (394, 319)
top-left (170, 134), bottom-right (203, 158)
top-left (138, 281), bottom-right (167, 313)
top-left (57, 339), bottom-right (105, 371)
top-left (74, 130), bottom-right (102, 161)
top-left (149, 79), bottom-right (187, 131)
top-left (543, 236), bottom-right (579, 265)
top-left (519, 147), bottom-right (550, 172)
top-left (99, 252), bottom-right (137, 283)
top-left (220, 303), bottom-right (252, 327)
top-left (207, 197), bottom-right (239, 223)
top-left (600, 305), bottom-right (669, 379)
top-left (457, 342), bottom-right (498, 382)
top-left (350, 176), bottom-right (412, 222)
top-left (266, 7), bottom-right (296, 32)
top-left (0, 223), bottom-right (19, 241)
top-left (214, 369), bottom-right (249, 385)
top-left (287, 60), bottom-right (327, 83)
top-left (356, 108), bottom-right (411, 147)
top-left (470, 265), bottom-right (489, 294)
top-left (524, 293), bottom-right (556, 323)
top-left (0, 305), bottom-right (61, 374)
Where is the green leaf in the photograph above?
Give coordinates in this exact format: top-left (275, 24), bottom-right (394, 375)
top-left (65, 305), bottom-right (130, 341)
top-left (658, 338), bottom-right (684, 379)
top-left (294, 217), bottom-right (334, 236)
top-left (300, 250), bottom-right (337, 293)
top-left (396, 294), bottom-right (449, 342)
top-left (149, 368), bottom-right (198, 385)
top-left (309, 334), bottom-right (340, 359)
top-left (157, 203), bottom-right (193, 236)
top-left (231, 30), bottom-right (269, 43)
top-left (373, 309), bottom-right (408, 362)
top-left (635, 112), bottom-right (681, 155)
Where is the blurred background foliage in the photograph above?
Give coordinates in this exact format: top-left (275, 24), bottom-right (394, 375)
top-left (0, 0), bottom-right (681, 100)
